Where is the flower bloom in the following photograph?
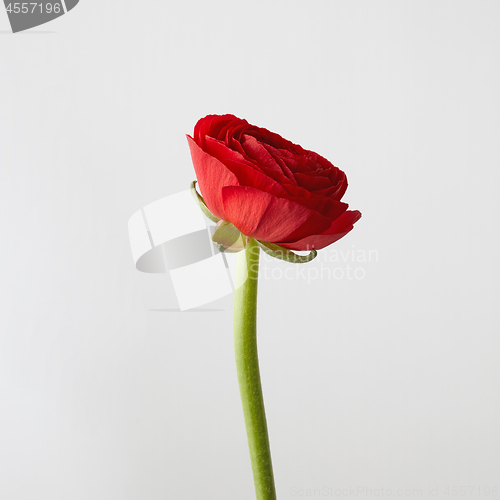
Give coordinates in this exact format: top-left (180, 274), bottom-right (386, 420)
top-left (188, 114), bottom-right (361, 250)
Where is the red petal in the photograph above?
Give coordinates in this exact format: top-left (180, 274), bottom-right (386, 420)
top-left (314, 177), bottom-right (348, 201)
top-left (261, 144), bottom-right (296, 182)
top-left (250, 127), bottom-right (306, 155)
top-left (285, 196), bottom-right (348, 222)
top-left (194, 114), bottom-right (246, 146)
top-left (204, 137), bottom-right (289, 198)
top-left (241, 135), bottom-right (285, 177)
top-left (221, 186), bottom-right (332, 243)
top-left (274, 182), bottom-right (348, 220)
top-left (294, 172), bottom-right (333, 191)
top-left (277, 210), bottom-right (362, 250)
top-left (187, 135), bottom-right (239, 220)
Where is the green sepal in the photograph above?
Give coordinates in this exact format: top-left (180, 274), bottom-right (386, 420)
top-left (212, 221), bottom-right (248, 253)
top-left (257, 240), bottom-right (318, 263)
top-left (190, 180), bottom-right (220, 223)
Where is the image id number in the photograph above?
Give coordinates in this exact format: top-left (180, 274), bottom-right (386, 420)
top-left (6, 3), bottom-right (62, 14)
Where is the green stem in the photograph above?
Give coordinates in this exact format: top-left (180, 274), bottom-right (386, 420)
top-left (233, 238), bottom-right (277, 500)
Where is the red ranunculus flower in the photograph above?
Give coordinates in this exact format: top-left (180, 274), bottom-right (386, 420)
top-left (187, 114), bottom-right (361, 251)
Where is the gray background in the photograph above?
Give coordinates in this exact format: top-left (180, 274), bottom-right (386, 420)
top-left (1, 1), bottom-right (499, 499)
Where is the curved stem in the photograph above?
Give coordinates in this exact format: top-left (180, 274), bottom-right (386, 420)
top-left (234, 238), bottom-right (277, 500)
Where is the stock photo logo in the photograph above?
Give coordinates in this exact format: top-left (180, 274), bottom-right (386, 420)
top-left (128, 190), bottom-right (375, 312)
top-left (128, 189), bottom-right (240, 312)
top-left (3, 0), bottom-right (79, 33)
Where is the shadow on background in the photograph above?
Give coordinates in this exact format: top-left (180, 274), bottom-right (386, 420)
top-left (0, 30), bottom-right (55, 34)
top-left (149, 308), bottom-right (224, 313)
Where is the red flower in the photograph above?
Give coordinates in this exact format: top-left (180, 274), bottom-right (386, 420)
top-left (187, 114), bottom-right (361, 251)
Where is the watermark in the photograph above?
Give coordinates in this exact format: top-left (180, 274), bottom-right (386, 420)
top-left (289, 485), bottom-right (498, 497)
top-left (128, 189), bottom-right (377, 310)
top-left (290, 486), bottom-right (423, 497)
top-left (259, 246), bottom-right (379, 283)
top-left (3, 0), bottom-right (79, 33)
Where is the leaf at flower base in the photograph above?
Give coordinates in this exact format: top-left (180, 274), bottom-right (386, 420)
top-left (257, 241), bottom-right (317, 264)
top-left (190, 180), bottom-right (220, 223)
top-left (212, 221), bottom-right (248, 253)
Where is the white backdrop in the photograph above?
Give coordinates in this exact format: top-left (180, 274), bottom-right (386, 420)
top-left (1, 2), bottom-right (499, 499)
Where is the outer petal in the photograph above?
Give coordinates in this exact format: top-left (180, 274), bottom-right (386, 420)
top-left (285, 195), bottom-right (348, 222)
top-left (277, 210), bottom-right (362, 251)
top-left (187, 135), bottom-right (238, 220)
top-left (221, 186), bottom-right (332, 243)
